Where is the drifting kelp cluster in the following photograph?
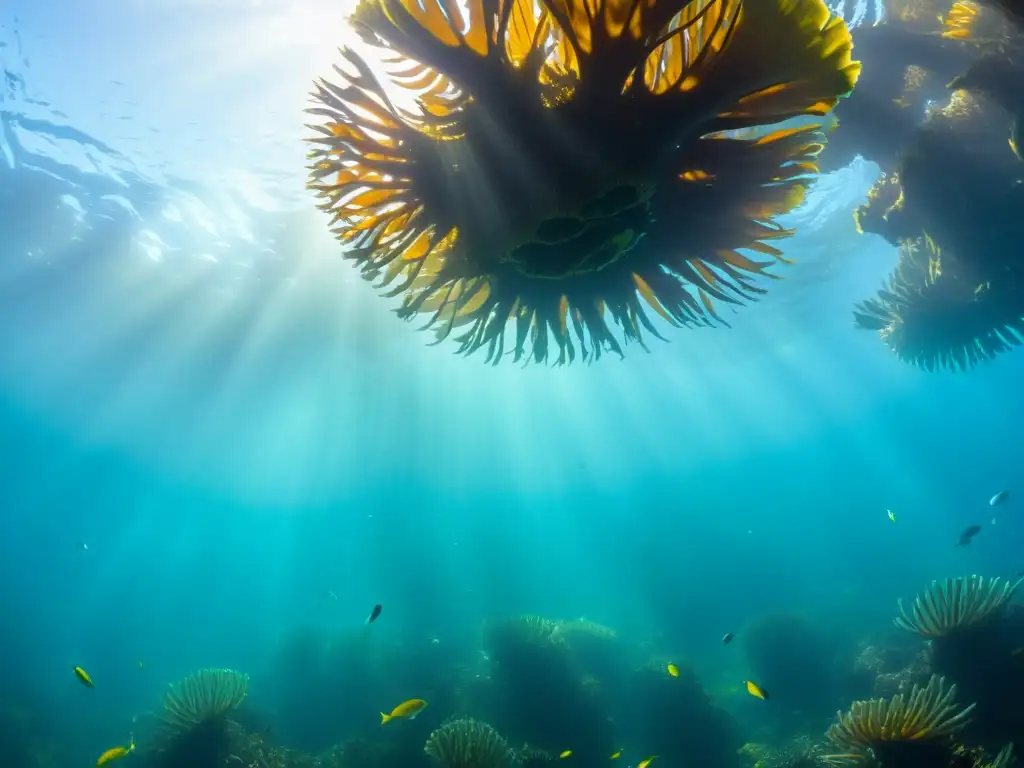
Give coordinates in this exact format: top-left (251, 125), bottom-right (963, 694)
top-left (846, 0), bottom-right (1024, 370)
top-left (306, 0), bottom-right (860, 364)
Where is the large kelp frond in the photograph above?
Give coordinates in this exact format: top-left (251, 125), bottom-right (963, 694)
top-left (308, 0), bottom-right (860, 365)
top-left (941, 0), bottom-right (981, 39)
top-left (710, 0), bottom-right (861, 128)
top-left (305, 46), bottom-right (462, 291)
top-left (853, 239), bottom-right (1024, 372)
top-left (350, 0), bottom-right (748, 105)
top-left (393, 123), bottom-right (821, 366)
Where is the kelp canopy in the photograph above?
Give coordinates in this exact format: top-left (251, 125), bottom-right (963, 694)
top-left (852, 85), bottom-right (1024, 372)
top-left (307, 0), bottom-right (860, 364)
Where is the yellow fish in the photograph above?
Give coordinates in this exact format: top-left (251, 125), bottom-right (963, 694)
top-left (610, 751), bottom-right (622, 760)
top-left (744, 680), bottom-right (769, 700)
top-left (74, 666), bottom-right (95, 688)
top-left (887, 509), bottom-right (896, 523)
top-left (1010, 112), bottom-right (1021, 160)
top-left (666, 663), bottom-right (679, 677)
top-left (380, 698), bottom-right (427, 724)
top-left (96, 734), bottom-right (135, 766)
top-left (560, 750), bottom-right (573, 759)
top-left (638, 756), bottom-right (658, 768)
top-left (138, 661), bottom-right (144, 671)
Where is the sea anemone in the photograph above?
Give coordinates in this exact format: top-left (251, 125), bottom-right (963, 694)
top-left (894, 575), bottom-right (1024, 636)
top-left (425, 718), bottom-right (514, 768)
top-left (306, 0), bottom-right (860, 364)
top-left (821, 675), bottom-right (975, 767)
top-left (158, 668), bottom-right (249, 733)
top-left (146, 669), bottom-right (250, 768)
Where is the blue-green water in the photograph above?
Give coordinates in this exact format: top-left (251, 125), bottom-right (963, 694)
top-left (2, 2), bottom-right (1024, 767)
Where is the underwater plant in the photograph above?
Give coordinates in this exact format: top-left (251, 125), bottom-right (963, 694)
top-left (852, 84), bottom-right (1024, 370)
top-left (425, 718), bottom-right (514, 768)
top-left (894, 575), bottom-right (1024, 637)
top-left (144, 669), bottom-right (250, 768)
top-left (158, 668), bottom-right (249, 732)
top-left (895, 576), bottom-right (1024, 747)
top-left (515, 744), bottom-right (556, 768)
top-left (739, 736), bottom-right (827, 768)
top-left (306, 0), bottom-right (860, 364)
top-left (483, 615), bottom-right (614, 762)
top-left (852, 238), bottom-right (1024, 372)
top-left (984, 745), bottom-right (1017, 768)
top-left (821, 675), bottom-right (975, 767)
top-left (226, 726), bottom-right (319, 768)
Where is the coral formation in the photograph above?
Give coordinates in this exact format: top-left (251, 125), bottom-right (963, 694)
top-left (895, 577), bottom-right (1024, 747)
top-left (159, 668), bottom-right (249, 733)
top-left (425, 718), bottom-right (513, 768)
top-left (821, 675), bottom-right (974, 767)
top-left (895, 576), bottom-right (1024, 637)
top-left (142, 669), bottom-right (250, 768)
top-left (739, 736), bottom-right (827, 768)
top-left (483, 615), bottom-right (613, 761)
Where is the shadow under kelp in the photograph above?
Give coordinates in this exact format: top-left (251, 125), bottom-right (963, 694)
top-left (622, 660), bottom-right (742, 768)
top-left (740, 612), bottom-right (848, 737)
top-left (481, 615), bottom-right (616, 763)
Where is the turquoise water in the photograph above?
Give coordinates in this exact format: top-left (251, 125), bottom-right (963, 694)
top-left (2, 2), bottom-right (1024, 767)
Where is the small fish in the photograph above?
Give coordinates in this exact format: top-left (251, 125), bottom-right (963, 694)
top-left (990, 491), bottom-right (1010, 507)
top-left (722, 632), bottom-right (734, 644)
top-left (744, 680), bottom-right (769, 700)
top-left (559, 751), bottom-right (573, 759)
top-left (610, 751), bottom-right (622, 760)
top-left (887, 509), bottom-right (896, 523)
top-left (78, 541), bottom-right (89, 552)
top-left (1010, 113), bottom-right (1021, 161)
top-left (328, 591), bottom-right (338, 601)
top-left (74, 666), bottom-right (95, 688)
top-left (637, 757), bottom-right (658, 768)
top-left (96, 734), bottom-right (134, 766)
top-left (138, 661), bottom-right (144, 671)
top-left (956, 525), bottom-right (982, 547)
top-left (666, 663), bottom-right (679, 677)
top-left (1012, 647), bottom-right (1024, 657)
top-left (380, 698), bottom-right (427, 724)
top-left (367, 604), bottom-right (382, 624)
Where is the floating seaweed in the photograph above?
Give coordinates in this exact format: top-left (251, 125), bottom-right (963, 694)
top-left (306, 0), bottom-right (860, 364)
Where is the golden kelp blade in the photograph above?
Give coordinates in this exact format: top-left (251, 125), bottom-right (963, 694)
top-left (941, 0), bottom-right (980, 39)
top-left (352, 0), bottom-right (738, 95)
